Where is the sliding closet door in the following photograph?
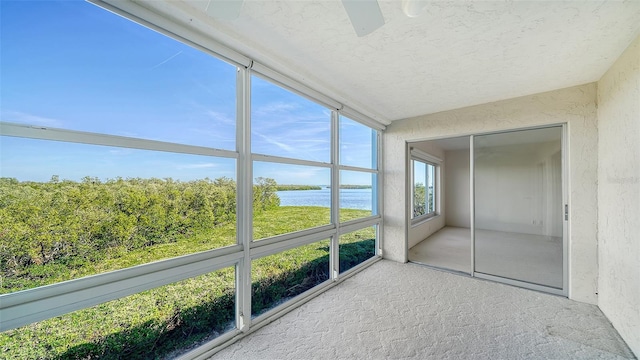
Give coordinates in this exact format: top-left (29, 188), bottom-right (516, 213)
top-left (473, 126), bottom-right (564, 291)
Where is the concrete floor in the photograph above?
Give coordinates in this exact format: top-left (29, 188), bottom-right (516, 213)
top-left (408, 226), bottom-right (563, 288)
top-left (409, 227), bottom-right (471, 273)
top-left (210, 260), bottom-right (635, 359)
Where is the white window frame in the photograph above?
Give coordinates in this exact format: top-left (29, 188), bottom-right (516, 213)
top-left (410, 148), bottom-right (441, 224)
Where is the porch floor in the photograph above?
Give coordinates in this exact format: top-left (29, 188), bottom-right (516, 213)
top-left (210, 260), bottom-right (635, 359)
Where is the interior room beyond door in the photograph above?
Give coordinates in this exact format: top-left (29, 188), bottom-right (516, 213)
top-left (473, 126), bottom-right (564, 289)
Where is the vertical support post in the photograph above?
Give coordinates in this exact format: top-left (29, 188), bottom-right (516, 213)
top-left (330, 111), bottom-right (340, 279)
top-left (469, 135), bottom-right (475, 277)
top-left (562, 123), bottom-right (569, 296)
top-left (375, 130), bottom-right (383, 256)
top-left (236, 64), bottom-right (253, 331)
top-left (405, 143), bottom-right (411, 263)
top-left (371, 129), bottom-right (378, 216)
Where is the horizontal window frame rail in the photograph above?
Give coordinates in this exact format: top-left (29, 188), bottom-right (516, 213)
top-left (248, 257), bottom-right (383, 352)
top-left (411, 212), bottom-right (438, 226)
top-left (178, 327), bottom-right (242, 360)
top-left (338, 215), bottom-right (381, 235)
top-left (182, 275), bottom-right (337, 360)
top-left (0, 245), bottom-right (243, 332)
top-left (252, 153), bottom-right (332, 169)
top-left (0, 122), bottom-right (238, 159)
top-left (90, 0), bottom-right (251, 69)
top-left (410, 148), bottom-right (442, 165)
top-left (248, 217), bottom-right (381, 260)
top-left (339, 253), bottom-right (381, 277)
top-left (250, 227), bottom-right (336, 260)
top-left (338, 164), bottom-right (379, 173)
top-left (251, 65), bottom-right (341, 112)
top-left (250, 276), bottom-right (334, 325)
top-left (252, 224), bottom-right (335, 246)
top-left (339, 107), bottom-right (386, 132)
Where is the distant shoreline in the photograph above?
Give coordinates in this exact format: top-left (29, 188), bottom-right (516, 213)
top-left (276, 185), bottom-right (323, 191)
top-left (276, 185), bottom-right (372, 191)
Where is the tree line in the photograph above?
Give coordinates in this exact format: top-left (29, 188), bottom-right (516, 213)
top-left (0, 176), bottom-right (280, 279)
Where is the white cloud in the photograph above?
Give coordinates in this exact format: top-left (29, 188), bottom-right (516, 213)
top-left (255, 101), bottom-right (298, 115)
top-left (205, 110), bottom-right (234, 125)
top-left (2, 110), bottom-right (64, 127)
top-left (253, 131), bottom-right (295, 153)
top-left (149, 51), bottom-right (182, 70)
top-left (108, 149), bottom-right (134, 156)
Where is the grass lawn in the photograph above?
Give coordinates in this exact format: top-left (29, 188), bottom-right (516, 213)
top-left (0, 206), bottom-right (375, 360)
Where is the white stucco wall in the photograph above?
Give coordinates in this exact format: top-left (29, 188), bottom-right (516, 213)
top-left (444, 149), bottom-right (471, 229)
top-left (597, 35), bottom-right (640, 356)
top-left (407, 142), bottom-right (446, 248)
top-left (383, 83), bottom-right (599, 304)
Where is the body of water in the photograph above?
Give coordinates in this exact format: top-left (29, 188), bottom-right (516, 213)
top-left (277, 188), bottom-right (372, 210)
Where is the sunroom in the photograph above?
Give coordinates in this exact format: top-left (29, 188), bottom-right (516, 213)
top-left (0, 0), bottom-right (638, 359)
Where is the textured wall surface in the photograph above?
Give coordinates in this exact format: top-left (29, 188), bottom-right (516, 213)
top-left (408, 215), bottom-right (445, 249)
top-left (383, 83), bottom-right (599, 304)
top-left (444, 149), bottom-right (471, 228)
top-left (597, 35), bottom-right (640, 356)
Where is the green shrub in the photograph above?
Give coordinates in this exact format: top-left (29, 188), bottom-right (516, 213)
top-left (0, 176), bottom-right (277, 292)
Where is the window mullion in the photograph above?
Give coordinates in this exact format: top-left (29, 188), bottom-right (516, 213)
top-left (371, 130), bottom-right (378, 216)
top-left (237, 65), bottom-right (253, 332)
top-left (376, 130), bottom-right (383, 255)
top-left (331, 110), bottom-right (340, 279)
top-left (424, 164), bottom-right (428, 214)
top-left (411, 160), bottom-right (415, 217)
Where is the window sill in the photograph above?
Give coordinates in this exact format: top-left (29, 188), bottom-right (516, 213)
top-left (411, 213), bottom-right (440, 227)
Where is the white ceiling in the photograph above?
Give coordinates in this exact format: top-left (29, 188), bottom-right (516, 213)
top-left (137, 0), bottom-right (640, 125)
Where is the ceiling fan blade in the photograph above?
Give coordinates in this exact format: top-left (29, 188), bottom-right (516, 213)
top-left (341, 0), bottom-right (385, 37)
top-left (206, 0), bottom-right (244, 19)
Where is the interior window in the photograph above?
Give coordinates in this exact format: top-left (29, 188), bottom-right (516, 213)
top-left (412, 158), bottom-right (437, 220)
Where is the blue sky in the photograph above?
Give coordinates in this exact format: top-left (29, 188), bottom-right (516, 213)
top-left (0, 0), bottom-right (374, 185)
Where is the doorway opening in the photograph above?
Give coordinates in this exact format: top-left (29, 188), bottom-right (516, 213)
top-left (407, 126), bottom-right (567, 295)
top-left (408, 135), bottom-right (471, 274)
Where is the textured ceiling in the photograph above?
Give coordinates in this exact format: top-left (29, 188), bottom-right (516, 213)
top-left (137, 0), bottom-right (640, 125)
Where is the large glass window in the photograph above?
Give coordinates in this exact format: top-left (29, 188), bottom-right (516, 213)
top-left (0, 266), bottom-right (235, 359)
top-left (1, 1), bottom-right (236, 150)
top-left (340, 170), bottom-right (376, 223)
top-left (339, 116), bottom-right (376, 169)
top-left (0, 137), bottom-right (237, 293)
top-left (252, 76), bottom-right (331, 163)
top-left (338, 116), bottom-right (378, 223)
top-left (253, 162), bottom-right (331, 240)
top-left (251, 239), bottom-right (331, 317)
top-left (339, 226), bottom-right (376, 273)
